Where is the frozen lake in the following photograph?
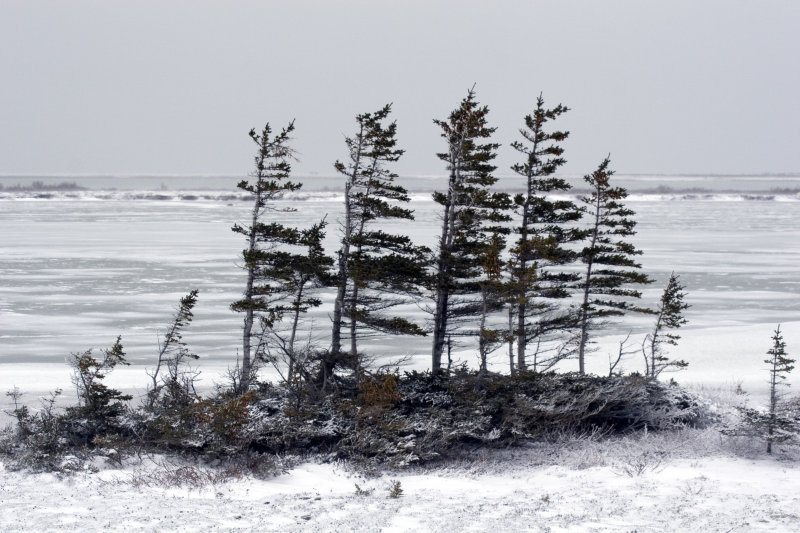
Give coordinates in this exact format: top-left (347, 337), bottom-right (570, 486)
top-left (1, 175), bottom-right (799, 403)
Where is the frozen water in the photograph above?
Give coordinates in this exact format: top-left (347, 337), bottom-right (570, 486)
top-left (1, 175), bottom-right (799, 402)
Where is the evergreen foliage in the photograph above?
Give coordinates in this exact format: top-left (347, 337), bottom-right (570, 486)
top-left (477, 229), bottom-right (508, 376)
top-left (330, 104), bottom-right (429, 384)
top-left (230, 121), bottom-right (302, 392)
top-left (576, 158), bottom-right (652, 374)
top-left (146, 290), bottom-right (200, 411)
top-left (765, 326), bottom-right (796, 453)
top-left (643, 273), bottom-right (689, 378)
top-left (66, 336), bottom-right (132, 444)
top-left (431, 87), bottom-right (512, 372)
top-left (260, 218), bottom-right (334, 383)
top-left (508, 95), bottom-right (583, 373)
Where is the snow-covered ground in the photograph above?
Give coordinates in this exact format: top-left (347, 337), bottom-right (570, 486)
top-left (2, 429), bottom-right (799, 532)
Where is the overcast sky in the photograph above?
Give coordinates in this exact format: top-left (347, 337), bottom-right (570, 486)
top-left (2, 0), bottom-right (798, 177)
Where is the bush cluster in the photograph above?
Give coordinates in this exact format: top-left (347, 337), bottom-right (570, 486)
top-left (2, 364), bottom-right (706, 472)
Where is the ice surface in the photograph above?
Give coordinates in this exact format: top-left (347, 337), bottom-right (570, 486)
top-left (1, 180), bottom-right (799, 405)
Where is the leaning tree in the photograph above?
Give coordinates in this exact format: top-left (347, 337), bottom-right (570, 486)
top-left (230, 121), bottom-right (302, 393)
top-left (430, 87), bottom-right (511, 372)
top-left (327, 104), bottom-right (428, 385)
top-left (643, 272), bottom-right (689, 379)
top-left (508, 94), bottom-right (583, 373)
top-left (575, 157), bottom-right (652, 374)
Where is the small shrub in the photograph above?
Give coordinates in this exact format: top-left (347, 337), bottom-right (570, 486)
top-left (354, 483), bottom-right (374, 496)
top-left (387, 480), bottom-right (403, 498)
top-left (613, 451), bottom-right (664, 477)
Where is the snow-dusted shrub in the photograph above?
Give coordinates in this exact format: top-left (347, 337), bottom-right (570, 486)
top-left (240, 369), bottom-right (707, 467)
top-left (1, 389), bottom-right (77, 471)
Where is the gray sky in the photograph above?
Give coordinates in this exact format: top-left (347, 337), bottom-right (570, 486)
top-left (2, 0), bottom-right (798, 177)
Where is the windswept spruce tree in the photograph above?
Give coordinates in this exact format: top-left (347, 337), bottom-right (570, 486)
top-left (231, 121), bottom-right (303, 393)
top-left (508, 95), bottom-right (583, 373)
top-left (146, 289), bottom-right (199, 410)
top-left (431, 87), bottom-right (511, 372)
top-left (576, 157), bottom-right (652, 374)
top-left (643, 272), bottom-right (689, 378)
top-left (327, 104), bottom-right (428, 385)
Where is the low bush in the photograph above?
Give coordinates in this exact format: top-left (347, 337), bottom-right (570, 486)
top-left (2, 368), bottom-right (709, 472)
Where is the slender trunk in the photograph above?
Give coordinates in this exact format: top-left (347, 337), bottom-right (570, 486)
top-left (508, 306), bottom-right (516, 375)
top-left (577, 188), bottom-right (601, 374)
top-left (648, 309), bottom-right (663, 378)
top-left (148, 318), bottom-right (181, 409)
top-left (432, 130), bottom-right (466, 372)
top-left (516, 179), bottom-right (531, 371)
top-left (348, 169), bottom-right (374, 358)
top-left (767, 358), bottom-right (778, 453)
top-left (478, 287), bottom-right (489, 374)
top-left (331, 181), bottom-right (353, 355)
top-left (286, 282), bottom-right (305, 377)
top-left (240, 189), bottom-right (262, 391)
top-left (432, 183), bottom-right (455, 371)
top-left (349, 282), bottom-right (359, 356)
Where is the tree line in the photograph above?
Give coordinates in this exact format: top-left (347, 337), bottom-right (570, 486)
top-left (231, 87), bottom-right (689, 394)
top-left (6, 88), bottom-right (797, 473)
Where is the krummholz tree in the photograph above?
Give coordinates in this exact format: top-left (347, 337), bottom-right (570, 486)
top-left (643, 272), bottom-right (689, 379)
top-left (328, 104), bottom-right (428, 385)
top-left (431, 87), bottom-right (511, 372)
top-left (508, 95), bottom-right (583, 373)
top-left (576, 157), bottom-right (652, 374)
top-left (230, 121), bottom-right (301, 393)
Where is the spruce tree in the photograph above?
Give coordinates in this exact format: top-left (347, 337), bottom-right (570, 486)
top-left (644, 272), bottom-right (689, 378)
top-left (146, 289), bottom-right (200, 411)
top-left (431, 87), bottom-right (511, 372)
top-left (765, 326), bottom-right (795, 453)
top-left (328, 104), bottom-right (428, 384)
top-left (725, 326), bottom-right (798, 453)
top-left (261, 218), bottom-right (334, 382)
top-left (230, 121), bottom-right (301, 393)
top-left (508, 95), bottom-right (582, 373)
top-left (576, 157), bottom-right (652, 374)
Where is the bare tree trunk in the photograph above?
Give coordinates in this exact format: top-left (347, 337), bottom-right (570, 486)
top-left (286, 283), bottom-right (305, 378)
top-left (331, 181), bottom-right (353, 356)
top-left (432, 182), bottom-right (456, 372)
top-left (349, 283), bottom-right (359, 357)
top-left (240, 192), bottom-right (262, 391)
top-left (516, 197), bottom-right (530, 371)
